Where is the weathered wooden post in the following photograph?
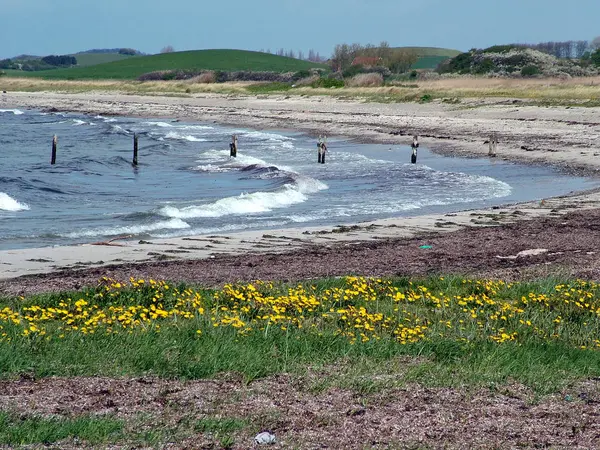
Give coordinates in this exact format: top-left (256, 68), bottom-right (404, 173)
top-left (321, 136), bottom-right (327, 164)
top-left (488, 133), bottom-right (498, 157)
top-left (230, 134), bottom-right (238, 158)
top-left (132, 133), bottom-right (139, 166)
top-left (51, 135), bottom-right (57, 165)
top-left (317, 136), bottom-right (322, 163)
top-left (411, 135), bottom-right (419, 164)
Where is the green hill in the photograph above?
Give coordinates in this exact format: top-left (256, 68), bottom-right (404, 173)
top-left (392, 47), bottom-right (461, 70)
top-left (72, 52), bottom-right (135, 67)
top-left (8, 50), bottom-right (330, 80)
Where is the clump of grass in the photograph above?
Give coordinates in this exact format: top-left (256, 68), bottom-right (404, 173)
top-left (246, 82), bottom-right (292, 93)
top-left (0, 412), bottom-right (123, 446)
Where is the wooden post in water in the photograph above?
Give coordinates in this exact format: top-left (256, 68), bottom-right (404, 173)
top-left (51, 135), bottom-right (57, 165)
top-left (411, 135), bottom-right (419, 164)
top-left (230, 134), bottom-right (238, 157)
top-left (133, 133), bottom-right (139, 166)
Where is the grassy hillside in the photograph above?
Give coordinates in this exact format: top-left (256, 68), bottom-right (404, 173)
top-left (8, 50), bottom-right (330, 80)
top-left (393, 47), bottom-right (461, 70)
top-left (399, 46), bottom-right (462, 57)
top-left (72, 53), bottom-right (135, 67)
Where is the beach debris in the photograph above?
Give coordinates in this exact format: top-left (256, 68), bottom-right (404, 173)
top-left (496, 248), bottom-right (548, 260)
top-left (90, 235), bottom-right (132, 247)
top-left (254, 431), bottom-right (276, 445)
top-left (419, 245), bottom-right (432, 249)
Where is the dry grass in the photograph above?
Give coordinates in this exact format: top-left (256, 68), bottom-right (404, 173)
top-left (2, 75), bottom-right (600, 103)
top-left (345, 73), bottom-right (384, 87)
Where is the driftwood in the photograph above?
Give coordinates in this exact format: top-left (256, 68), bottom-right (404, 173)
top-left (89, 235), bottom-right (132, 247)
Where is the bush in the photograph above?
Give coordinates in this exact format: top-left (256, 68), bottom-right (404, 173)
top-left (342, 64), bottom-right (365, 79)
top-left (191, 72), bottom-right (216, 83)
top-left (293, 75), bottom-right (319, 86)
top-left (483, 44), bottom-right (524, 53)
top-left (521, 65), bottom-right (541, 77)
top-left (345, 73), bottom-right (384, 87)
top-left (592, 49), bottom-right (600, 67)
top-left (292, 70), bottom-right (311, 81)
top-left (311, 78), bottom-right (345, 88)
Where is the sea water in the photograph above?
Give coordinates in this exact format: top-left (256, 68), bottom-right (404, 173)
top-left (0, 108), bottom-right (597, 250)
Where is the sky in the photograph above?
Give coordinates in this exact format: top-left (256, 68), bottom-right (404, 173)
top-left (1, 0), bottom-right (599, 58)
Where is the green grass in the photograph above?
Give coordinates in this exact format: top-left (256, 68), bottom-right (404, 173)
top-left (72, 52), bottom-right (136, 67)
top-left (1, 276), bottom-right (600, 394)
top-left (411, 55), bottom-right (454, 69)
top-left (395, 46), bottom-right (462, 58)
top-left (7, 49), bottom-right (330, 80)
top-left (0, 412), bottom-right (124, 446)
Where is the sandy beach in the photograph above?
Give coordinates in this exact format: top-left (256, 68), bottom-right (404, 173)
top-left (2, 90), bottom-right (600, 293)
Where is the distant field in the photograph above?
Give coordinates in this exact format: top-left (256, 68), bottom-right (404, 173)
top-left (8, 50), bottom-right (330, 80)
top-left (394, 47), bottom-right (461, 70)
top-left (398, 46), bottom-right (461, 57)
top-left (72, 53), bottom-right (135, 67)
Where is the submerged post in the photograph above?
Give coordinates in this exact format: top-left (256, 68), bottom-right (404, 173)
top-left (230, 134), bottom-right (238, 158)
top-left (321, 135), bottom-right (327, 164)
top-left (51, 135), bottom-right (57, 165)
top-left (411, 135), bottom-right (419, 164)
top-left (133, 133), bottom-right (139, 166)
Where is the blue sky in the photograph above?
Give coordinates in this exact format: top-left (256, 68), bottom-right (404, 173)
top-left (1, 0), bottom-right (598, 58)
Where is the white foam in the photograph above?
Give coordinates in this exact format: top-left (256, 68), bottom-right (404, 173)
top-left (62, 218), bottom-right (190, 239)
top-left (0, 193), bottom-right (30, 212)
top-left (72, 119), bottom-right (86, 126)
top-left (0, 109), bottom-right (24, 115)
top-left (160, 176), bottom-right (328, 220)
top-left (164, 131), bottom-right (206, 142)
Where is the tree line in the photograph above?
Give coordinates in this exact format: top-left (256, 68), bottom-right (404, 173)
top-left (0, 54), bottom-right (77, 71)
top-left (330, 41), bottom-right (418, 73)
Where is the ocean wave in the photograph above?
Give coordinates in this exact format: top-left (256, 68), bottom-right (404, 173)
top-left (0, 109), bottom-right (24, 115)
top-left (62, 218), bottom-right (190, 239)
top-left (164, 131), bottom-right (206, 142)
top-left (159, 174), bottom-right (327, 219)
top-left (0, 192), bottom-right (30, 211)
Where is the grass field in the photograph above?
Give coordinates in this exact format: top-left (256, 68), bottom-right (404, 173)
top-left (1, 275), bottom-right (599, 390)
top-left (1, 275), bottom-right (600, 447)
top-left (72, 52), bottom-right (135, 67)
top-left (6, 50), bottom-right (330, 80)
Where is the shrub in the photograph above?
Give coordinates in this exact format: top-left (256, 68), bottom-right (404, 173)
top-left (409, 70), bottom-right (418, 79)
top-left (294, 75), bottom-right (319, 86)
top-left (592, 49), bottom-right (600, 67)
top-left (345, 73), bottom-right (384, 87)
top-left (483, 44), bottom-right (524, 53)
top-left (191, 71), bottom-right (216, 83)
top-left (292, 70), bottom-right (311, 81)
top-left (521, 65), bottom-right (541, 77)
top-left (0, 71), bottom-right (5, 77)
top-left (342, 64), bottom-right (364, 78)
top-left (311, 78), bottom-right (345, 88)
top-left (420, 93), bottom-right (432, 103)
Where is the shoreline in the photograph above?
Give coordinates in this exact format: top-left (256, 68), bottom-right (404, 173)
top-left (2, 91), bottom-right (600, 287)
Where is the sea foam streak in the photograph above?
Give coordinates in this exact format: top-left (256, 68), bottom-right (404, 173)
top-left (0, 109), bottom-right (24, 115)
top-left (0, 193), bottom-right (30, 211)
top-left (62, 218), bottom-right (190, 239)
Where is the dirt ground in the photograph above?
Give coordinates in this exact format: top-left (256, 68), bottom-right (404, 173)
top-left (0, 373), bottom-right (598, 449)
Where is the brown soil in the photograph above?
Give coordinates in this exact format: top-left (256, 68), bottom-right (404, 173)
top-left (0, 374), bottom-right (599, 449)
top-left (2, 207), bottom-right (600, 297)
